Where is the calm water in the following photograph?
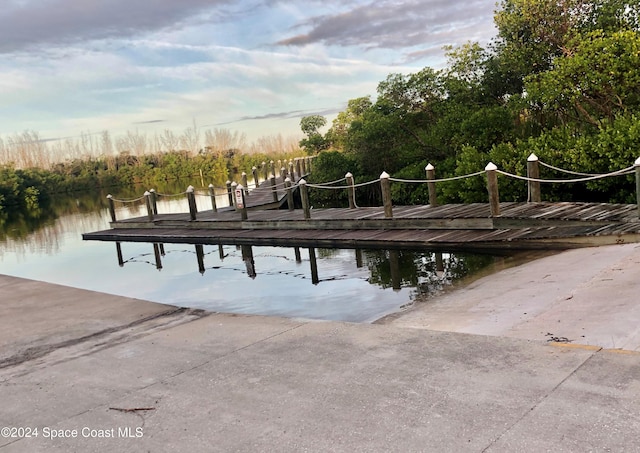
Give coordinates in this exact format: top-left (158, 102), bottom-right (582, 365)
top-left (0, 184), bottom-right (508, 322)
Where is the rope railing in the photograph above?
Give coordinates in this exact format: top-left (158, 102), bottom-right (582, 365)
top-left (105, 154), bottom-right (640, 223)
top-left (109, 195), bottom-right (146, 203)
top-left (539, 160), bottom-right (607, 177)
top-left (496, 165), bottom-right (635, 184)
top-left (389, 170), bottom-right (485, 184)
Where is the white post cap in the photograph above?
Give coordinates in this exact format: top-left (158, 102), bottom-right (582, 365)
top-left (107, 194), bottom-right (112, 199)
top-left (242, 171), bottom-right (246, 176)
top-left (144, 191), bottom-right (151, 196)
top-left (230, 181), bottom-right (237, 187)
top-left (635, 157), bottom-right (640, 166)
top-left (252, 166), bottom-right (257, 171)
top-left (485, 162), bottom-right (497, 171)
top-left (285, 177), bottom-right (291, 183)
top-left (527, 153), bottom-right (538, 162)
top-left (345, 172), bottom-right (353, 178)
top-left (236, 184), bottom-right (244, 190)
top-left (380, 171), bottom-right (390, 179)
top-left (149, 188), bottom-right (156, 193)
top-left (299, 178), bottom-right (307, 185)
top-left (208, 183), bottom-right (214, 188)
top-left (425, 163), bottom-right (434, 171)
top-left (186, 185), bottom-right (194, 193)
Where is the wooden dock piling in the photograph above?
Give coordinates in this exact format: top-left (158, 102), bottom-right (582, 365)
top-left (485, 163), bottom-right (500, 217)
top-left (527, 154), bottom-right (541, 202)
top-left (425, 164), bottom-right (437, 207)
top-left (346, 172), bottom-right (356, 209)
top-left (380, 172), bottom-right (393, 218)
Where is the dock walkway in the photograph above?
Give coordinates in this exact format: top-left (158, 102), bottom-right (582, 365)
top-left (84, 201), bottom-right (640, 251)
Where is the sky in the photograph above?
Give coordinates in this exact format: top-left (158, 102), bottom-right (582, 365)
top-left (0, 0), bottom-right (499, 146)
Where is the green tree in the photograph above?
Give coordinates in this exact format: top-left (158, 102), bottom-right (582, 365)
top-left (299, 115), bottom-right (328, 154)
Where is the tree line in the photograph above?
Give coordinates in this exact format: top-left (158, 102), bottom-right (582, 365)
top-left (0, 127), bottom-right (301, 214)
top-left (300, 0), bottom-right (640, 207)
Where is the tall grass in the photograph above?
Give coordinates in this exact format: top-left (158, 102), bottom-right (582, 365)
top-left (0, 126), bottom-right (303, 170)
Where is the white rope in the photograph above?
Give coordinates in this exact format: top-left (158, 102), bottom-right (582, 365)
top-left (110, 195), bottom-right (146, 203)
top-left (305, 179), bottom-right (379, 190)
top-left (389, 170), bottom-right (485, 184)
top-left (155, 191), bottom-right (188, 198)
top-left (496, 166), bottom-right (635, 184)
top-left (308, 177), bottom-right (347, 186)
top-left (539, 160), bottom-right (607, 176)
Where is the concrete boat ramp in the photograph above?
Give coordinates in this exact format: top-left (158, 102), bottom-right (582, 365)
top-left (1, 244), bottom-right (640, 452)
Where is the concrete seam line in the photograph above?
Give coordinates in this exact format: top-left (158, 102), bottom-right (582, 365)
top-left (480, 348), bottom-right (601, 452)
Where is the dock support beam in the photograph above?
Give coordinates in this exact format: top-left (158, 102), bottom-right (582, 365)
top-left (485, 162), bottom-right (500, 217)
top-left (425, 163), bottom-right (438, 207)
top-left (527, 154), bottom-right (541, 202)
top-left (186, 186), bottom-right (197, 220)
top-left (346, 172), bottom-right (356, 209)
top-left (300, 179), bottom-right (311, 219)
top-left (252, 166), bottom-right (259, 187)
top-left (380, 172), bottom-right (393, 218)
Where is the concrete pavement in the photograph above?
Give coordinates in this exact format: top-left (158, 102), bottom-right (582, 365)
top-left (1, 244), bottom-right (639, 452)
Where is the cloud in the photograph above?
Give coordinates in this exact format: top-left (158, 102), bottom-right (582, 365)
top-left (132, 119), bottom-right (166, 125)
top-left (277, 0), bottom-right (497, 57)
top-left (0, 0), bottom-right (232, 53)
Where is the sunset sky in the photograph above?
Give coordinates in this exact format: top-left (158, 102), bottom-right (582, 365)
top-left (0, 0), bottom-right (498, 145)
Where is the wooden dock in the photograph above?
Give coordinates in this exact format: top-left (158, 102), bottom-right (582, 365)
top-left (83, 202), bottom-right (640, 252)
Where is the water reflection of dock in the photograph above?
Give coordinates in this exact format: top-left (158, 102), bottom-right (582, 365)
top-left (113, 242), bottom-right (459, 291)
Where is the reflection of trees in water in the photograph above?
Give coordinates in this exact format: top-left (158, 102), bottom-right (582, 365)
top-left (364, 250), bottom-right (495, 295)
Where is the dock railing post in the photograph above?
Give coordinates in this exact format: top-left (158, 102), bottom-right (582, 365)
top-left (425, 163), bottom-right (438, 207)
top-left (277, 160), bottom-right (282, 177)
top-left (285, 177), bottom-right (294, 211)
top-left (301, 157), bottom-right (307, 175)
top-left (527, 153), bottom-right (541, 202)
top-left (380, 171), bottom-right (393, 218)
top-left (107, 194), bottom-right (116, 222)
top-left (296, 158), bottom-right (302, 179)
top-left (289, 161), bottom-right (295, 180)
top-left (262, 161), bottom-right (268, 181)
top-left (635, 157), bottom-right (640, 218)
top-left (270, 175), bottom-right (278, 202)
top-left (235, 184), bottom-right (248, 220)
top-left (230, 182), bottom-right (238, 208)
top-left (144, 191), bottom-right (154, 221)
top-left (281, 167), bottom-right (287, 182)
top-left (485, 162), bottom-right (500, 217)
top-left (208, 184), bottom-right (217, 212)
top-left (186, 185), bottom-right (197, 220)
top-left (270, 160), bottom-right (276, 178)
top-left (149, 189), bottom-right (158, 215)
top-left (346, 172), bottom-right (356, 209)
top-left (241, 172), bottom-right (248, 195)
top-left (252, 166), bottom-right (259, 187)
top-left (300, 179), bottom-right (311, 219)
top-left (226, 180), bottom-right (233, 206)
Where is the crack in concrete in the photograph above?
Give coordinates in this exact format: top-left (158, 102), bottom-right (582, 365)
top-left (481, 347), bottom-right (602, 452)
